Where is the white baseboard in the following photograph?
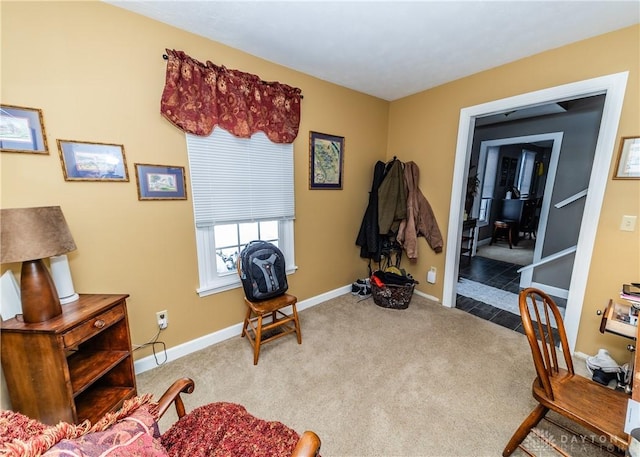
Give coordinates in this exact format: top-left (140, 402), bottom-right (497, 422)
top-left (530, 281), bottom-right (569, 299)
top-left (414, 289), bottom-right (441, 305)
top-left (134, 284), bottom-right (352, 374)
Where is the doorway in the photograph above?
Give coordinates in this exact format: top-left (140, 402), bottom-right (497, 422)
top-left (442, 72), bottom-right (629, 352)
top-left (457, 133), bottom-right (564, 328)
top-left (472, 133), bottom-right (563, 284)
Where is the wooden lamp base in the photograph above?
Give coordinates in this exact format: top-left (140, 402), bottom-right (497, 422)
top-left (20, 259), bottom-right (62, 323)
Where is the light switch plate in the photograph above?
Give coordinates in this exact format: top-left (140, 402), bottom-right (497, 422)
top-left (621, 215), bottom-right (637, 232)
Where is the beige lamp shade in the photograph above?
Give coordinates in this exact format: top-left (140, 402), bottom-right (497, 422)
top-left (0, 206), bottom-right (77, 323)
top-left (1, 206), bottom-right (77, 263)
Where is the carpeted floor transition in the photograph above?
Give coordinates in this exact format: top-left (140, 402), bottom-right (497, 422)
top-left (136, 293), bottom-right (624, 457)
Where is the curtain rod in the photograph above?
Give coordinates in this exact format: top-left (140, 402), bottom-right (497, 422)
top-left (162, 54), bottom-right (303, 99)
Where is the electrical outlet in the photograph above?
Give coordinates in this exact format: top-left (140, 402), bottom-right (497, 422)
top-left (156, 310), bottom-right (168, 330)
top-left (427, 267), bottom-right (437, 284)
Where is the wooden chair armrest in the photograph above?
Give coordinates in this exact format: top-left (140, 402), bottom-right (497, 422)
top-left (155, 377), bottom-right (195, 420)
top-left (291, 431), bottom-right (321, 457)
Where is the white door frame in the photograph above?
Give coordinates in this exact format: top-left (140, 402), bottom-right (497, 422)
top-left (442, 72), bottom-right (629, 353)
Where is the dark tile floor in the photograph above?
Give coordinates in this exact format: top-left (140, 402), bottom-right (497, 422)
top-left (456, 255), bottom-right (566, 335)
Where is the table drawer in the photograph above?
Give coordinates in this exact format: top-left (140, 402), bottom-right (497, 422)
top-left (63, 303), bottom-right (125, 348)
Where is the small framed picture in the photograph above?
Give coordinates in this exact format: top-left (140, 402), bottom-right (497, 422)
top-left (135, 163), bottom-right (187, 200)
top-left (57, 139), bottom-right (129, 181)
top-left (0, 104), bottom-right (49, 154)
top-left (309, 131), bottom-right (344, 189)
top-left (613, 136), bottom-right (640, 180)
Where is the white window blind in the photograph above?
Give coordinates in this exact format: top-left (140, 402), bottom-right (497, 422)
top-left (187, 129), bottom-right (295, 228)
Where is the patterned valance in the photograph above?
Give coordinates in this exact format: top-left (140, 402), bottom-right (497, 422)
top-left (160, 49), bottom-right (302, 144)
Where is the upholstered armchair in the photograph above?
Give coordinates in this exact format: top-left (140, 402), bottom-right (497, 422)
top-left (0, 378), bottom-right (321, 457)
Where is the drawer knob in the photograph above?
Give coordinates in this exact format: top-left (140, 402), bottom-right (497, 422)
top-left (94, 319), bottom-right (106, 329)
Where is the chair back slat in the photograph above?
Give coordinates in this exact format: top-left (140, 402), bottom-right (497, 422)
top-left (519, 288), bottom-right (574, 399)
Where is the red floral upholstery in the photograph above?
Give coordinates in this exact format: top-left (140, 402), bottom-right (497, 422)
top-left (0, 396), bottom-right (166, 457)
top-left (0, 397), bottom-right (312, 457)
top-left (160, 402), bottom-right (300, 457)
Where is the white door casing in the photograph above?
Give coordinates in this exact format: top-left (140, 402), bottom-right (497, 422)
top-left (443, 72), bottom-right (629, 353)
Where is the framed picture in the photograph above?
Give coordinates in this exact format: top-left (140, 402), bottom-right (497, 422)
top-left (0, 104), bottom-right (48, 154)
top-left (309, 131), bottom-right (345, 189)
top-left (135, 163), bottom-right (187, 200)
top-left (613, 136), bottom-right (640, 180)
top-left (57, 140), bottom-right (129, 181)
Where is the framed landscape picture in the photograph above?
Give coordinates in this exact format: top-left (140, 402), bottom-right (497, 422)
top-left (309, 131), bottom-right (344, 189)
top-left (57, 139), bottom-right (129, 181)
top-left (135, 163), bottom-right (187, 200)
top-left (0, 104), bottom-right (48, 154)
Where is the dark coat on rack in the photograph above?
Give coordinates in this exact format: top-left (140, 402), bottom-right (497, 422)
top-left (377, 159), bottom-right (407, 236)
top-left (356, 161), bottom-right (386, 261)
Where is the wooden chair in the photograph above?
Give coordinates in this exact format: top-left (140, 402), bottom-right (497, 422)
top-left (502, 288), bottom-right (629, 456)
top-left (490, 220), bottom-right (513, 249)
top-left (237, 262), bottom-right (302, 365)
top-left (158, 378), bottom-right (321, 457)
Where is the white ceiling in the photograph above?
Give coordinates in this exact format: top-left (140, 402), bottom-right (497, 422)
top-left (107, 1), bottom-right (639, 101)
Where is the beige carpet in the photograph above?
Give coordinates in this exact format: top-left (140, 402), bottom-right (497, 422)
top-left (476, 238), bottom-right (535, 266)
top-left (136, 294), bottom-right (622, 457)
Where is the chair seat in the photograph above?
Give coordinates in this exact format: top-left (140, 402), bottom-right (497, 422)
top-left (532, 370), bottom-right (629, 449)
top-left (245, 293), bottom-right (298, 314)
top-left (161, 402), bottom-right (305, 457)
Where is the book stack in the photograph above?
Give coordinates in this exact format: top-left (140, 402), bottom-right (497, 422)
top-left (621, 283), bottom-right (640, 325)
top-left (621, 283), bottom-right (640, 305)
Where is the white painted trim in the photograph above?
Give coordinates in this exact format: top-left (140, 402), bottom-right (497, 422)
top-left (413, 289), bottom-right (441, 304)
top-left (443, 71), bottom-right (629, 354)
top-left (517, 245), bottom-right (577, 273)
top-left (554, 189), bottom-right (588, 209)
top-left (134, 284), bottom-right (351, 374)
top-left (529, 282), bottom-right (569, 300)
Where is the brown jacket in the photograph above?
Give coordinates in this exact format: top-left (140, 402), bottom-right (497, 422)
top-left (397, 161), bottom-right (443, 259)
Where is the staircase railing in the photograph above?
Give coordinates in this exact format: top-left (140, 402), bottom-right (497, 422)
top-left (517, 245), bottom-right (577, 273)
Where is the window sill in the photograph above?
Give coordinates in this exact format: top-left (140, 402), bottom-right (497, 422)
top-left (196, 265), bottom-right (298, 298)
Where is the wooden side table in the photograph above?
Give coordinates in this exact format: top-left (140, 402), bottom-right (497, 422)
top-left (0, 294), bottom-right (136, 425)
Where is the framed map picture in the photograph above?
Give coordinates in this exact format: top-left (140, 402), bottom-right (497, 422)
top-left (309, 131), bottom-right (344, 189)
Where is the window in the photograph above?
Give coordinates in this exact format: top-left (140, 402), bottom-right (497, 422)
top-left (186, 129), bottom-right (296, 297)
top-left (517, 150), bottom-right (537, 198)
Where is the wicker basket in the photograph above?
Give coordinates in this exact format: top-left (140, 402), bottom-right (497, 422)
top-left (371, 280), bottom-right (416, 310)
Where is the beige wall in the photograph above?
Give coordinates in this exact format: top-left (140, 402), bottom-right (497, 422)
top-left (0, 1), bottom-right (389, 361)
top-left (1, 1), bottom-right (638, 376)
top-left (387, 25), bottom-right (640, 362)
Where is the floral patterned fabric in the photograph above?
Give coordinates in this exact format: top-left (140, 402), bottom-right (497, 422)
top-left (161, 49), bottom-right (302, 144)
top-left (0, 395), bottom-right (167, 457)
top-left (160, 402), bottom-right (300, 457)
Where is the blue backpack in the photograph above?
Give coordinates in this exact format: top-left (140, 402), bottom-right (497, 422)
top-left (239, 241), bottom-right (288, 301)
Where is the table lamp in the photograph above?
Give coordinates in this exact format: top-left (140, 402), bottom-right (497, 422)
top-left (0, 206), bottom-right (77, 323)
